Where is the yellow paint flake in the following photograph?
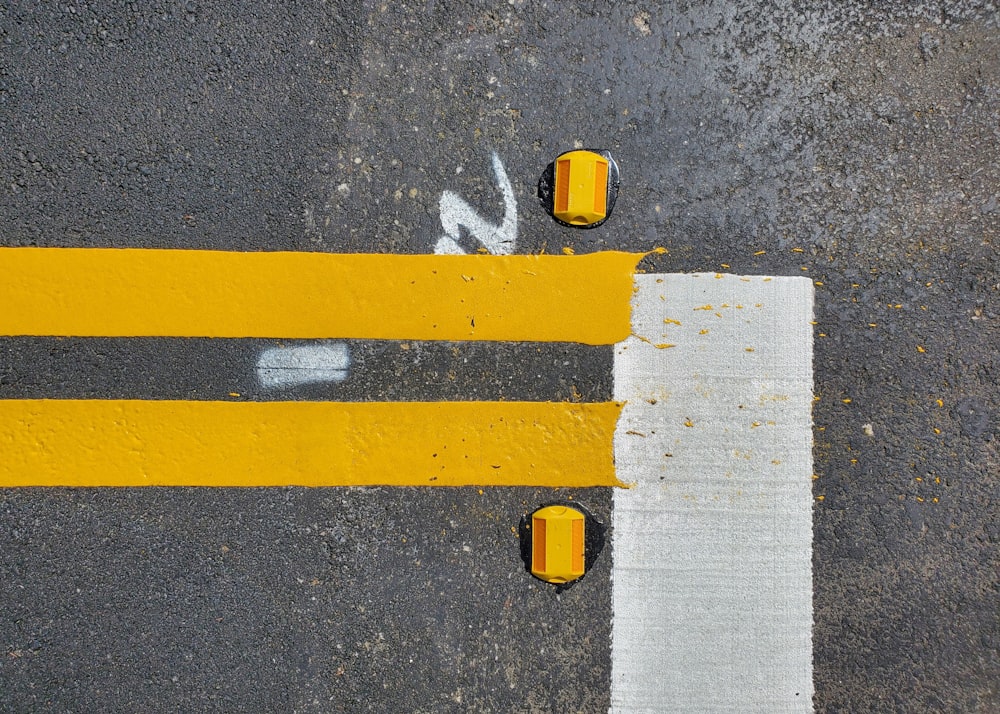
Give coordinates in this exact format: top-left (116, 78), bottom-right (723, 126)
top-left (683, 418), bottom-right (694, 427)
top-left (763, 277), bottom-right (772, 282)
top-left (699, 329), bottom-right (709, 335)
top-left (815, 495), bottom-right (825, 501)
top-left (771, 459), bottom-right (782, 465)
top-left (693, 305), bottom-right (713, 311)
top-left (933, 428), bottom-right (941, 434)
top-left (818, 333), bottom-right (828, 337)
top-left (663, 318), bottom-right (682, 326)
top-left (791, 247), bottom-right (804, 253)
top-left (720, 263), bottom-right (730, 269)
top-left (561, 247), bottom-right (575, 255)
top-left (750, 421), bottom-right (762, 428)
top-left (736, 304), bottom-right (744, 309)
top-left (842, 398), bottom-right (852, 404)
top-left (633, 334), bottom-right (675, 349)
top-left (754, 250), bottom-right (766, 256)
top-left (936, 399), bottom-right (944, 407)
top-left (868, 323), bottom-right (877, 328)
top-left (714, 273), bottom-right (724, 279)
top-left (917, 345), bottom-right (926, 353)
top-left (916, 497), bottom-right (924, 503)
top-left (932, 498), bottom-right (939, 503)
top-left (915, 477), bottom-right (923, 482)
top-left (229, 392), bottom-right (240, 397)
top-left (815, 281), bottom-right (824, 286)
top-left (745, 347), bottom-right (755, 352)
top-left (812, 474), bottom-right (820, 480)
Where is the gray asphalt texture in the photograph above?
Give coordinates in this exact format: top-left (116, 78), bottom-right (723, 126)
top-left (1, 1), bottom-right (998, 712)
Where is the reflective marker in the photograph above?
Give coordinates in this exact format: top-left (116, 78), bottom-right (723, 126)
top-left (530, 505), bottom-right (587, 584)
top-left (541, 149), bottom-right (620, 229)
top-left (554, 151), bottom-right (608, 226)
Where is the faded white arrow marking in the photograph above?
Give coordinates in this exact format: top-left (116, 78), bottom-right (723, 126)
top-left (434, 151), bottom-right (517, 255)
top-left (257, 343), bottom-right (350, 389)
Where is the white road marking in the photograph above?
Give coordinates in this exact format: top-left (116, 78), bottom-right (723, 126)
top-left (434, 151), bottom-right (517, 255)
top-left (256, 342), bottom-right (350, 389)
top-left (612, 274), bottom-right (814, 713)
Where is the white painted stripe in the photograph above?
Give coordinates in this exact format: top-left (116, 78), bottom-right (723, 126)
top-left (256, 343), bottom-right (350, 389)
top-left (611, 274), bottom-right (814, 713)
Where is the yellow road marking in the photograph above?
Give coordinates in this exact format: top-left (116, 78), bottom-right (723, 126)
top-left (0, 249), bottom-right (642, 344)
top-left (0, 400), bottom-right (623, 487)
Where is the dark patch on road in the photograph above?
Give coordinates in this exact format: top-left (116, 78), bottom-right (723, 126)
top-left (0, 487), bottom-right (611, 713)
top-left (0, 338), bottom-right (612, 403)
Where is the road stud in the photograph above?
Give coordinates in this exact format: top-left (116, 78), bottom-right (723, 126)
top-left (538, 149), bottom-right (620, 229)
top-left (529, 505), bottom-right (586, 584)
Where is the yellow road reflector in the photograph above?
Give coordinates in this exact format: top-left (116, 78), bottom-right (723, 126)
top-left (541, 149), bottom-right (620, 228)
top-left (555, 151), bottom-right (608, 226)
top-left (0, 248), bottom-right (642, 345)
top-left (0, 399), bottom-right (623, 487)
top-left (530, 505), bottom-right (587, 584)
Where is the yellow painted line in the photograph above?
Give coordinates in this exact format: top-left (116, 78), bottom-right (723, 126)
top-left (0, 400), bottom-right (623, 487)
top-left (0, 249), bottom-right (643, 344)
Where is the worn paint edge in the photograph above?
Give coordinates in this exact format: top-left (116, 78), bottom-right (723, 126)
top-left (0, 249), bottom-right (644, 344)
top-left (0, 399), bottom-right (624, 487)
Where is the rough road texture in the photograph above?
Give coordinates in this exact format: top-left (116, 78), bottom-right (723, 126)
top-left (1, 1), bottom-right (998, 712)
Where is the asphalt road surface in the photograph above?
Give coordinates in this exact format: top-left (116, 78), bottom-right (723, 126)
top-left (1, 2), bottom-right (997, 712)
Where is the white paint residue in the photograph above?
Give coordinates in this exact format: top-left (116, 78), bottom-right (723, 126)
top-left (434, 151), bottom-right (516, 255)
top-left (257, 343), bottom-right (350, 389)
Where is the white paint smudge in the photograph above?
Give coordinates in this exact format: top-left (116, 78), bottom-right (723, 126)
top-left (257, 343), bottom-right (350, 389)
top-left (434, 151), bottom-right (516, 255)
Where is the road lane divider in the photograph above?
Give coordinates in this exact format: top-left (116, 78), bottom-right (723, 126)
top-left (0, 399), bottom-right (622, 487)
top-left (0, 249), bottom-right (642, 344)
